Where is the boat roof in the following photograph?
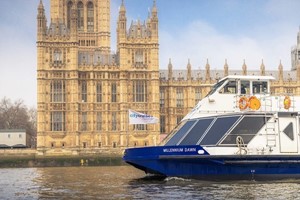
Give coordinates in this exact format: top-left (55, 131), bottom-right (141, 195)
top-left (218, 75), bottom-right (275, 82)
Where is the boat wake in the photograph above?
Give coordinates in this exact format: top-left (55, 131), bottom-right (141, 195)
top-left (164, 176), bottom-right (192, 182)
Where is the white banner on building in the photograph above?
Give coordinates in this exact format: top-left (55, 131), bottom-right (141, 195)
top-left (128, 109), bottom-right (159, 125)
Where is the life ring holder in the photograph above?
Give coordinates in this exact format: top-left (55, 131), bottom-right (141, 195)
top-left (239, 96), bottom-right (248, 110)
top-left (284, 96), bottom-right (291, 110)
top-left (248, 96), bottom-right (261, 110)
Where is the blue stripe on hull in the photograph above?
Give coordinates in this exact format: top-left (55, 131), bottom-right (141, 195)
top-left (123, 146), bottom-right (300, 180)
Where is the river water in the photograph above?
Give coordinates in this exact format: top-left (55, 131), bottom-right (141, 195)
top-left (1, 166), bottom-right (300, 199)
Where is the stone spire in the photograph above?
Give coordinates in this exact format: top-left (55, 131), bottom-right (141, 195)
top-left (152, 0), bottom-right (158, 16)
top-left (242, 60), bottom-right (247, 75)
top-left (118, 0), bottom-right (127, 33)
top-left (38, 0), bottom-right (44, 9)
top-left (168, 58), bottom-right (173, 81)
top-left (224, 59), bottom-right (229, 77)
top-left (187, 59), bottom-right (192, 80)
top-left (278, 60), bottom-right (284, 82)
top-left (150, 0), bottom-right (158, 39)
top-left (260, 59), bottom-right (265, 76)
top-left (37, 0), bottom-right (47, 41)
top-left (205, 59), bottom-right (211, 82)
top-left (117, 0), bottom-right (127, 49)
top-left (120, 0), bottom-right (126, 13)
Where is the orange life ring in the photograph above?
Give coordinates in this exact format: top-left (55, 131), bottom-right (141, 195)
top-left (248, 96), bottom-right (261, 110)
top-left (239, 96), bottom-right (248, 110)
top-left (284, 96), bottom-right (291, 110)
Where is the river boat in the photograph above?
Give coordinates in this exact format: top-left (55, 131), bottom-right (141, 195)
top-left (123, 75), bottom-right (300, 180)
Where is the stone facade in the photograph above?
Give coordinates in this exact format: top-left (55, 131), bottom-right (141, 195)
top-left (37, 0), bottom-right (300, 155)
top-left (37, 0), bottom-right (159, 155)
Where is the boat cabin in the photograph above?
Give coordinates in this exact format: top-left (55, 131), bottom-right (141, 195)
top-left (208, 75), bottom-right (274, 97)
top-left (183, 75), bottom-right (295, 118)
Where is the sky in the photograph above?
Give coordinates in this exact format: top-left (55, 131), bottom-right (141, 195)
top-left (1, 0), bottom-right (300, 107)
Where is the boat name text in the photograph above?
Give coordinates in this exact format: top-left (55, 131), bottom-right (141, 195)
top-left (163, 148), bottom-right (197, 153)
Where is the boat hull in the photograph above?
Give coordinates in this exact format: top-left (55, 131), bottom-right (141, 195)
top-left (123, 145), bottom-right (300, 180)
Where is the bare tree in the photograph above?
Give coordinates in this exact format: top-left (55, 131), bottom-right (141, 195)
top-left (27, 107), bottom-right (37, 147)
top-left (0, 97), bottom-right (37, 147)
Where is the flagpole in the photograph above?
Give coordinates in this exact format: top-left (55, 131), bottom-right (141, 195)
top-left (127, 109), bottom-right (129, 147)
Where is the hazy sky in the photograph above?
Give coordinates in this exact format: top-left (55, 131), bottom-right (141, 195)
top-left (1, 0), bottom-right (300, 107)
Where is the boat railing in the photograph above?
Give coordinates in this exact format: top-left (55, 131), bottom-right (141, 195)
top-left (234, 93), bottom-right (295, 113)
top-left (194, 92), bottom-right (295, 116)
top-left (264, 93), bottom-right (295, 112)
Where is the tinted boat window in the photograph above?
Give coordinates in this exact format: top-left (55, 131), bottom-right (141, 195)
top-left (219, 81), bottom-right (237, 94)
top-left (165, 120), bottom-right (197, 146)
top-left (199, 116), bottom-right (240, 145)
top-left (221, 116), bottom-right (267, 145)
top-left (252, 81), bottom-right (268, 94)
top-left (205, 79), bottom-right (226, 97)
top-left (241, 80), bottom-right (250, 95)
top-left (221, 135), bottom-right (257, 145)
top-left (179, 118), bottom-right (214, 145)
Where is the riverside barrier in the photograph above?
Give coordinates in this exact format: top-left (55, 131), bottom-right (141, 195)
top-left (0, 148), bottom-right (125, 168)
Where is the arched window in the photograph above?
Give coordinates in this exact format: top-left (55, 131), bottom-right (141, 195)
top-left (87, 2), bottom-right (94, 32)
top-left (133, 80), bottom-right (147, 102)
top-left (81, 81), bottom-right (87, 102)
top-left (67, 1), bottom-right (73, 29)
top-left (77, 1), bottom-right (84, 31)
top-left (51, 111), bottom-right (65, 131)
top-left (50, 80), bottom-right (65, 102)
top-left (53, 49), bottom-right (62, 64)
top-left (135, 49), bottom-right (144, 64)
top-left (96, 82), bottom-right (102, 102)
top-left (111, 82), bottom-right (117, 102)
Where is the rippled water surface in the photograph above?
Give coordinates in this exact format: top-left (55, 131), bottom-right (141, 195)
top-left (1, 166), bottom-right (300, 199)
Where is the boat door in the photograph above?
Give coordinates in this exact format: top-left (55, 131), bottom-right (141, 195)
top-left (279, 114), bottom-right (298, 153)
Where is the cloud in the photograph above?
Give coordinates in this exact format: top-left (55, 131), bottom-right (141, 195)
top-left (159, 19), bottom-right (295, 71)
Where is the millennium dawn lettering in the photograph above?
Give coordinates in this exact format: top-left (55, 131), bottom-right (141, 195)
top-left (163, 148), bottom-right (197, 153)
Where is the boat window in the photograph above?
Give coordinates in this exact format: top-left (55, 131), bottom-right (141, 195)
top-left (160, 121), bottom-right (185, 145)
top-left (283, 122), bottom-right (294, 141)
top-left (205, 79), bottom-right (226, 97)
top-left (199, 116), bottom-right (240, 145)
top-left (179, 118), bottom-right (214, 145)
top-left (241, 81), bottom-right (250, 95)
top-left (165, 120), bottom-right (197, 146)
top-left (221, 116), bottom-right (268, 145)
top-left (219, 81), bottom-right (237, 94)
top-left (252, 81), bottom-right (268, 94)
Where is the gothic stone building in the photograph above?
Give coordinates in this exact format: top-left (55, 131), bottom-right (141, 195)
top-left (37, 0), bottom-right (300, 155)
top-left (37, 0), bottom-right (159, 155)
